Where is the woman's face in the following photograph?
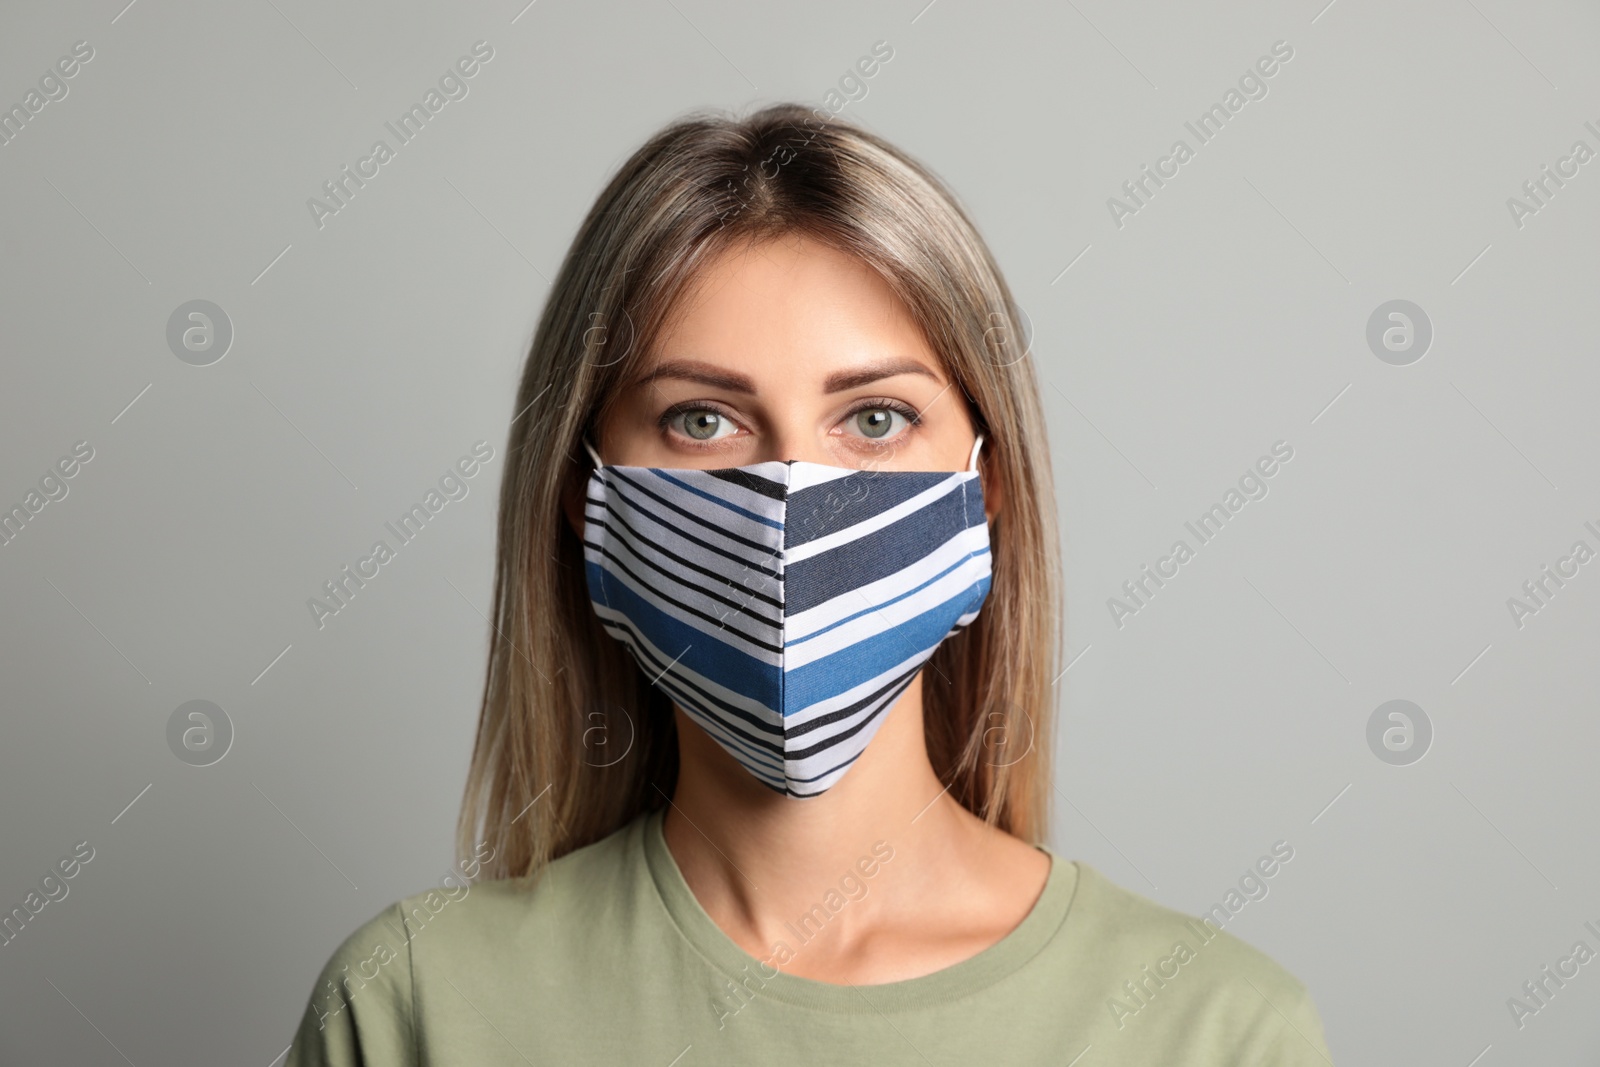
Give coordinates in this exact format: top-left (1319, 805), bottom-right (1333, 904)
top-left (594, 232), bottom-right (986, 480)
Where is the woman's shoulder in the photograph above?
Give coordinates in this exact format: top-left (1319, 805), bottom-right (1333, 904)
top-left (1059, 860), bottom-right (1332, 1059)
top-left (1066, 860), bottom-right (1306, 988)
top-left (408, 812), bottom-right (647, 951)
top-left (285, 814), bottom-right (648, 1064)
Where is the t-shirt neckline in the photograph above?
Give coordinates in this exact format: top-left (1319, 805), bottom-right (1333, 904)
top-left (638, 805), bottom-right (1079, 1014)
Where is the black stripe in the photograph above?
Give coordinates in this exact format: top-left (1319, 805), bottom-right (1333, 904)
top-left (594, 614), bottom-right (784, 756)
top-left (587, 511), bottom-right (782, 612)
top-left (586, 494), bottom-right (780, 581)
top-left (586, 535), bottom-right (781, 639)
top-left (786, 658), bottom-right (925, 746)
top-left (604, 469), bottom-right (779, 557)
top-left (782, 667), bottom-right (922, 795)
top-left (787, 747), bottom-right (870, 797)
top-left (707, 466), bottom-right (788, 501)
top-left (785, 471), bottom-right (958, 549)
top-left (591, 547), bottom-right (784, 655)
top-left (784, 489), bottom-right (983, 616)
top-left (614, 639), bottom-right (784, 764)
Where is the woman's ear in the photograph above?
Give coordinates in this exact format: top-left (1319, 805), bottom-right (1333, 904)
top-left (561, 452), bottom-right (589, 539)
top-left (980, 445), bottom-right (1004, 526)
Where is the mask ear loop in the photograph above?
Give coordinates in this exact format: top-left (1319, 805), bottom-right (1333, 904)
top-left (966, 434), bottom-right (985, 474)
top-left (582, 437), bottom-right (604, 469)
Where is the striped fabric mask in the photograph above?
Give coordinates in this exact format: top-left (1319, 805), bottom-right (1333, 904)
top-left (581, 436), bottom-right (993, 797)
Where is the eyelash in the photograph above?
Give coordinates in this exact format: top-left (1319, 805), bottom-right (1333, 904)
top-left (657, 398), bottom-right (922, 446)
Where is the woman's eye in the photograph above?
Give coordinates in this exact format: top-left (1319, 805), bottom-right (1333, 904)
top-left (669, 408), bottom-right (736, 441)
top-left (846, 406), bottom-right (911, 441)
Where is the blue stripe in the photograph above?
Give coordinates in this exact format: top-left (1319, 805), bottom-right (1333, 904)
top-left (784, 658), bottom-right (921, 740)
top-left (786, 659), bottom-right (922, 753)
top-left (587, 559), bottom-right (781, 706)
top-left (782, 575), bottom-right (991, 713)
top-left (789, 547), bottom-right (992, 648)
top-left (654, 470), bottom-right (784, 529)
top-left (587, 604), bottom-right (786, 762)
top-left (585, 532), bottom-right (782, 646)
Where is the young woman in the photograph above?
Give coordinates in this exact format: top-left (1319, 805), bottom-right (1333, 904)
top-left (287, 103), bottom-right (1334, 1065)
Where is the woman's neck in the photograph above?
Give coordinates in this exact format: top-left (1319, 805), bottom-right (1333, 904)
top-left (659, 673), bottom-right (1051, 984)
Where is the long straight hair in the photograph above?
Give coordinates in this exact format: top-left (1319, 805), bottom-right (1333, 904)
top-left (457, 102), bottom-right (1062, 881)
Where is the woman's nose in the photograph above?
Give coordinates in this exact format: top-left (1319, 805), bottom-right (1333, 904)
top-left (759, 429), bottom-right (837, 467)
top-left (765, 435), bottom-right (888, 470)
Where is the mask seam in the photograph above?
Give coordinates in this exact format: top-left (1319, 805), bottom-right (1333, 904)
top-left (586, 443), bottom-right (609, 620)
top-left (956, 442), bottom-right (970, 615)
top-left (964, 443), bottom-right (986, 615)
top-left (778, 464), bottom-right (789, 796)
top-left (590, 467), bottom-right (608, 611)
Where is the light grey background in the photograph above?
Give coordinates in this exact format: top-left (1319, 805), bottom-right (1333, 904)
top-left (2, 0), bottom-right (1596, 1062)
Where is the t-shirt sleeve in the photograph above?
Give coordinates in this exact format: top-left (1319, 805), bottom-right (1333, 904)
top-left (1251, 980), bottom-right (1335, 1066)
top-left (284, 902), bottom-right (416, 1067)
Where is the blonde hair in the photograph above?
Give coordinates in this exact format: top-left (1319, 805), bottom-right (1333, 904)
top-left (457, 102), bottom-right (1062, 881)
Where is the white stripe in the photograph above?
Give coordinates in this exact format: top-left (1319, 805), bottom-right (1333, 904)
top-left (586, 546), bottom-right (784, 664)
top-left (603, 468), bottom-right (782, 548)
top-left (783, 554), bottom-right (990, 671)
top-left (782, 662), bottom-right (925, 782)
top-left (587, 505), bottom-right (782, 629)
top-left (782, 644), bottom-right (933, 731)
top-left (789, 762), bottom-right (854, 796)
top-left (585, 497), bottom-right (781, 594)
top-left (782, 472), bottom-right (977, 565)
top-left (785, 525), bottom-right (990, 641)
top-left (634, 465), bottom-right (789, 525)
top-left (590, 605), bottom-right (785, 746)
top-left (784, 460), bottom-right (858, 493)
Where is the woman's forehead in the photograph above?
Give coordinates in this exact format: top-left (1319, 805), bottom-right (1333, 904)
top-left (632, 235), bottom-right (947, 390)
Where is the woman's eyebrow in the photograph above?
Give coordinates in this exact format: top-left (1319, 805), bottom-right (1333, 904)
top-left (823, 358), bottom-right (941, 393)
top-left (637, 359), bottom-right (756, 393)
top-left (635, 357), bottom-right (941, 394)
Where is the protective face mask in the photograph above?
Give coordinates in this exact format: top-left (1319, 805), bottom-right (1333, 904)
top-left (580, 435), bottom-right (992, 797)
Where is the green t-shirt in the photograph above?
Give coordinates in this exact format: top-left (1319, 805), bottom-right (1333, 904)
top-left (286, 807), bottom-right (1333, 1065)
